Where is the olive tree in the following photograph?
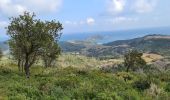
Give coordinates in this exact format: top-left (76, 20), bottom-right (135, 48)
top-left (124, 50), bottom-right (146, 72)
top-left (8, 39), bottom-right (25, 72)
top-left (7, 12), bottom-right (63, 78)
top-left (41, 42), bottom-right (61, 68)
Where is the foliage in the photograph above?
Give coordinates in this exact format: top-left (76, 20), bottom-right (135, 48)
top-left (165, 83), bottom-right (170, 92)
top-left (0, 57), bottom-right (170, 99)
top-left (124, 49), bottom-right (146, 72)
top-left (132, 78), bottom-right (151, 91)
top-left (59, 34), bottom-right (170, 58)
top-left (41, 42), bottom-right (61, 68)
top-left (6, 12), bottom-right (63, 78)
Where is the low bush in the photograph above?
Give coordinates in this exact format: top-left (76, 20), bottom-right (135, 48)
top-left (132, 79), bottom-right (151, 91)
top-left (165, 83), bottom-right (170, 92)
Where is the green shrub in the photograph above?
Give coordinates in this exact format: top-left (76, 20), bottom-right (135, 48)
top-left (121, 89), bottom-right (141, 100)
top-left (0, 67), bottom-right (12, 74)
top-left (115, 72), bottom-right (134, 82)
top-left (54, 77), bottom-right (80, 89)
top-left (132, 79), bottom-right (151, 91)
top-left (165, 83), bottom-right (170, 92)
top-left (8, 94), bottom-right (27, 100)
top-left (50, 86), bottom-right (65, 99)
top-left (96, 92), bottom-right (123, 100)
top-left (145, 83), bottom-right (169, 99)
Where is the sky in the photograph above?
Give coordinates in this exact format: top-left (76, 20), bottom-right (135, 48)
top-left (0, 0), bottom-right (170, 39)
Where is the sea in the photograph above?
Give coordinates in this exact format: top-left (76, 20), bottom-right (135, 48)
top-left (61, 26), bottom-right (170, 44)
top-left (1, 27), bottom-right (170, 43)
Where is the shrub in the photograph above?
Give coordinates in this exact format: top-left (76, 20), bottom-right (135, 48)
top-left (54, 77), bottom-right (80, 89)
top-left (96, 92), bottom-right (123, 100)
top-left (165, 83), bottom-right (170, 92)
top-left (8, 94), bottom-right (27, 100)
top-left (121, 89), bottom-right (141, 100)
top-left (145, 83), bottom-right (169, 99)
top-left (115, 72), bottom-right (134, 82)
top-left (132, 79), bottom-right (151, 91)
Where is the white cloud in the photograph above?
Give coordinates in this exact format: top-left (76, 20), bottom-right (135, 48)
top-left (106, 0), bottom-right (158, 15)
top-left (65, 21), bottom-right (72, 25)
top-left (0, 0), bottom-right (27, 16)
top-left (133, 0), bottom-right (158, 13)
top-left (22, 0), bottom-right (62, 14)
top-left (86, 18), bottom-right (95, 25)
top-left (107, 0), bottom-right (126, 14)
top-left (0, 0), bottom-right (62, 17)
top-left (64, 17), bottom-right (95, 26)
top-left (107, 17), bottom-right (138, 24)
top-left (64, 21), bottom-right (78, 26)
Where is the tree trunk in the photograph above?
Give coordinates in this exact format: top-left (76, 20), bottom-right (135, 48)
top-left (24, 55), bottom-right (30, 78)
top-left (18, 59), bottom-right (21, 72)
top-left (21, 60), bottom-right (24, 72)
top-left (24, 65), bottom-right (30, 78)
top-left (126, 65), bottom-right (130, 72)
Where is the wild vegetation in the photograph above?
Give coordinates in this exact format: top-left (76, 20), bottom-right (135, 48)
top-left (124, 50), bottom-right (146, 72)
top-left (0, 54), bottom-right (170, 99)
top-left (0, 12), bottom-right (170, 99)
top-left (59, 34), bottom-right (170, 59)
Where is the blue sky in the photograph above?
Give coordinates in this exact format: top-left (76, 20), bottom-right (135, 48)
top-left (0, 0), bottom-right (170, 39)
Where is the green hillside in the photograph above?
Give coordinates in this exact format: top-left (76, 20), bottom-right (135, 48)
top-left (59, 35), bottom-right (170, 58)
top-left (0, 54), bottom-right (170, 99)
top-left (1, 34), bottom-right (170, 99)
top-left (104, 34), bottom-right (170, 56)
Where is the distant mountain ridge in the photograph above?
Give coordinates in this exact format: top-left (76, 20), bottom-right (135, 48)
top-left (59, 34), bottom-right (170, 58)
top-left (1, 34), bottom-right (170, 58)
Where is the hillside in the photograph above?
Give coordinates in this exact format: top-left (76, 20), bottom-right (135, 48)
top-left (104, 34), bottom-right (170, 54)
top-left (59, 41), bottom-right (86, 52)
top-left (0, 54), bottom-right (170, 99)
top-left (59, 34), bottom-right (170, 58)
top-left (1, 34), bottom-right (170, 58)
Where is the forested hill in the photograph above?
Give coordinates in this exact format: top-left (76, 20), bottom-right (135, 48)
top-left (59, 34), bottom-right (170, 58)
top-left (104, 34), bottom-right (170, 55)
top-left (1, 34), bottom-right (170, 57)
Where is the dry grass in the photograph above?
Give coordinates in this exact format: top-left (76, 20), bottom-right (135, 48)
top-left (142, 53), bottom-right (164, 63)
top-left (100, 59), bottom-right (123, 68)
top-left (56, 54), bottom-right (102, 69)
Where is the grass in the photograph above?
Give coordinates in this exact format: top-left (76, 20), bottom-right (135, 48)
top-left (0, 54), bottom-right (170, 99)
top-left (142, 53), bottom-right (164, 63)
top-left (56, 54), bottom-right (101, 69)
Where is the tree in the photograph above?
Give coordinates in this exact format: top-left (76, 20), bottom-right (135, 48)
top-left (124, 50), bottom-right (146, 72)
top-left (8, 39), bottom-right (24, 72)
top-left (7, 12), bottom-right (63, 78)
top-left (41, 42), bottom-right (61, 68)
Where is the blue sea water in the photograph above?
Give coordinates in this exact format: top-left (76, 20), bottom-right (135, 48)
top-left (1, 27), bottom-right (170, 43)
top-left (61, 27), bottom-right (170, 43)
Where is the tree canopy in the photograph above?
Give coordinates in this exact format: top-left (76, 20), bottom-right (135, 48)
top-left (7, 12), bottom-right (63, 78)
top-left (124, 50), bottom-right (146, 72)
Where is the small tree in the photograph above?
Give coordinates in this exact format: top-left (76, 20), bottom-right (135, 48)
top-left (124, 50), bottom-right (146, 72)
top-left (7, 12), bottom-right (63, 78)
